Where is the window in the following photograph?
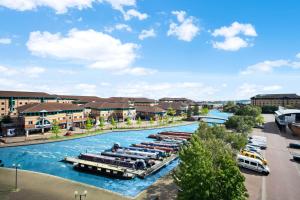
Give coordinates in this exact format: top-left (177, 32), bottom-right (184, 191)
top-left (245, 160), bottom-right (249, 164)
top-left (250, 162), bottom-right (257, 166)
top-left (238, 158), bottom-right (244, 162)
top-left (258, 164), bottom-right (264, 168)
top-left (28, 121), bottom-right (33, 125)
top-left (1, 108), bottom-right (4, 110)
top-left (1, 102), bottom-right (4, 105)
top-left (20, 102), bottom-right (23, 105)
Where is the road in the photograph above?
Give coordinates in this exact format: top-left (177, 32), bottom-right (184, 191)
top-left (244, 114), bottom-right (300, 200)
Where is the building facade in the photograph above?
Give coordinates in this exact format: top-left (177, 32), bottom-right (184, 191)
top-left (135, 106), bottom-right (166, 120)
top-left (251, 94), bottom-right (300, 107)
top-left (0, 91), bottom-right (60, 118)
top-left (16, 103), bottom-right (86, 136)
top-left (84, 102), bottom-right (136, 122)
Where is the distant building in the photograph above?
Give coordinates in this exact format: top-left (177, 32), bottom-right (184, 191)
top-left (251, 94), bottom-right (300, 107)
top-left (0, 91), bottom-right (59, 118)
top-left (57, 95), bottom-right (104, 105)
top-left (158, 102), bottom-right (189, 116)
top-left (13, 103), bottom-right (86, 136)
top-left (84, 102), bottom-right (136, 122)
top-left (108, 97), bottom-right (157, 107)
top-left (135, 106), bottom-right (166, 120)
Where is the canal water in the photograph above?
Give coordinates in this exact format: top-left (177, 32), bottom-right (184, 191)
top-left (0, 110), bottom-right (230, 197)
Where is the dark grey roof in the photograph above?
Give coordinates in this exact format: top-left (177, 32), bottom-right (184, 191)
top-left (0, 90), bottom-right (57, 99)
top-left (251, 94), bottom-right (300, 99)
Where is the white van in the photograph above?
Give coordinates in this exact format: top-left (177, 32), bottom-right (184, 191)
top-left (237, 154), bottom-right (270, 175)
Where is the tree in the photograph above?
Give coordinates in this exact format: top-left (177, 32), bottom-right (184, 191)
top-left (98, 117), bottom-right (105, 130)
top-left (187, 106), bottom-right (192, 119)
top-left (193, 105), bottom-right (200, 115)
top-left (52, 120), bottom-right (61, 138)
top-left (223, 101), bottom-right (239, 113)
top-left (1, 115), bottom-right (12, 124)
top-left (111, 117), bottom-right (117, 129)
top-left (164, 115), bottom-right (169, 124)
top-left (137, 117), bottom-right (142, 127)
top-left (167, 107), bottom-right (176, 122)
top-left (200, 107), bottom-right (209, 115)
top-left (174, 135), bottom-right (248, 200)
top-left (85, 117), bottom-right (93, 132)
top-left (150, 117), bottom-right (154, 125)
top-left (126, 117), bottom-right (132, 126)
top-left (261, 105), bottom-right (278, 114)
top-left (235, 105), bottom-right (261, 117)
top-left (225, 115), bottom-right (254, 134)
top-left (255, 115), bottom-right (264, 125)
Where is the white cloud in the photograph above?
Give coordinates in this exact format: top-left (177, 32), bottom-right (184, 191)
top-left (0, 0), bottom-right (94, 14)
top-left (0, 65), bottom-right (17, 75)
top-left (0, 0), bottom-right (137, 14)
top-left (296, 53), bottom-right (300, 59)
top-left (27, 29), bottom-right (156, 76)
top-left (241, 59), bottom-right (300, 75)
top-left (0, 37), bottom-right (11, 44)
top-left (138, 28), bottom-right (156, 40)
top-left (236, 83), bottom-right (282, 99)
top-left (124, 9), bottom-right (148, 20)
top-left (167, 11), bottom-right (200, 42)
top-left (212, 21), bottom-right (257, 51)
top-left (105, 23), bottom-right (132, 33)
top-left (116, 67), bottom-right (157, 76)
top-left (75, 83), bottom-right (97, 95)
top-left (24, 66), bottom-right (46, 77)
top-left (115, 81), bottom-right (218, 100)
top-left (58, 69), bottom-right (77, 75)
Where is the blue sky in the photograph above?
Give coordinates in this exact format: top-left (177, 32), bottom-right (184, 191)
top-left (0, 0), bottom-right (300, 100)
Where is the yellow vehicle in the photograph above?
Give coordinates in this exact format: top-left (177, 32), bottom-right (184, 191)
top-left (240, 150), bottom-right (267, 165)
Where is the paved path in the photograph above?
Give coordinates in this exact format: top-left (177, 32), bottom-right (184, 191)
top-left (244, 114), bottom-right (300, 200)
top-left (0, 168), bottom-right (129, 200)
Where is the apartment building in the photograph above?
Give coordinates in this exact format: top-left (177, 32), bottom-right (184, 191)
top-left (17, 103), bottom-right (86, 135)
top-left (84, 102), bottom-right (136, 122)
top-left (0, 91), bottom-right (60, 118)
top-left (108, 97), bottom-right (157, 106)
top-left (251, 94), bottom-right (300, 107)
top-left (135, 106), bottom-right (166, 120)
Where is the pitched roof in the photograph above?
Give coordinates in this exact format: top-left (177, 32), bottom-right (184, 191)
top-left (158, 102), bottom-right (188, 110)
top-left (57, 95), bottom-right (103, 103)
top-left (17, 103), bottom-right (83, 113)
top-left (84, 102), bottom-right (133, 110)
top-left (108, 97), bottom-right (156, 103)
top-left (159, 97), bottom-right (192, 102)
top-left (251, 94), bottom-right (300, 99)
top-left (0, 90), bottom-right (57, 99)
top-left (135, 106), bottom-right (166, 113)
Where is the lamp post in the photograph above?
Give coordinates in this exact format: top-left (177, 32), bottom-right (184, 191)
top-left (12, 163), bottom-right (21, 191)
top-left (74, 190), bottom-right (87, 200)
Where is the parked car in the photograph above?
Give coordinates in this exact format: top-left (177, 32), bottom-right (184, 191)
top-left (248, 140), bottom-right (267, 149)
top-left (237, 154), bottom-right (270, 175)
top-left (240, 150), bottom-right (267, 165)
top-left (244, 146), bottom-right (262, 155)
top-left (289, 143), bottom-right (300, 149)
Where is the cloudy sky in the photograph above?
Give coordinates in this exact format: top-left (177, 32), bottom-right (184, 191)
top-left (0, 0), bottom-right (300, 101)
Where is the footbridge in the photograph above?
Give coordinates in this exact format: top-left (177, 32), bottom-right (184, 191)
top-left (192, 115), bottom-right (228, 122)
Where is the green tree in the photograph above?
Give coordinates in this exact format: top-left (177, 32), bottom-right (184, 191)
top-left (235, 105), bottom-right (261, 117)
top-left (150, 117), bottom-right (154, 125)
top-left (111, 117), bottom-right (117, 129)
top-left (137, 117), bottom-right (142, 127)
top-left (187, 106), bottom-right (192, 119)
top-left (51, 120), bottom-right (61, 138)
top-left (261, 105), bottom-right (278, 114)
top-left (167, 107), bottom-right (176, 122)
top-left (200, 107), bottom-right (209, 115)
top-left (193, 105), bottom-right (200, 115)
top-left (174, 135), bottom-right (248, 200)
top-left (223, 101), bottom-right (239, 113)
top-left (255, 115), bottom-right (264, 125)
top-left (98, 117), bottom-right (105, 130)
top-left (164, 115), bottom-right (169, 124)
top-left (225, 115), bottom-right (255, 134)
top-left (126, 117), bottom-right (132, 126)
top-left (85, 117), bottom-right (93, 132)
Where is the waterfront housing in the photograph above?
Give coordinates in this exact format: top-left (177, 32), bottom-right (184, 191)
top-left (158, 102), bottom-right (189, 116)
top-left (251, 94), bottom-right (300, 107)
top-left (135, 106), bottom-right (166, 120)
top-left (84, 102), bottom-right (136, 122)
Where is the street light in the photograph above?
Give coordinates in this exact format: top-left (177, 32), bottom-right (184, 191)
top-left (12, 163), bottom-right (21, 191)
top-left (74, 190), bottom-right (87, 200)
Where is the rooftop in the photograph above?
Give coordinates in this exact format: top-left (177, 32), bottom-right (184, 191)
top-left (17, 103), bottom-right (83, 113)
top-left (251, 94), bottom-right (300, 99)
top-left (84, 102), bottom-right (133, 110)
top-left (135, 106), bottom-right (166, 113)
top-left (0, 90), bottom-right (57, 99)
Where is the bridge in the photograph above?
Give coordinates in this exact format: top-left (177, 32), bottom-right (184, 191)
top-left (192, 115), bottom-right (228, 122)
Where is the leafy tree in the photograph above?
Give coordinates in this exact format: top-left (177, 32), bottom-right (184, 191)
top-left (111, 117), bottom-right (117, 129)
top-left (137, 117), bottom-right (142, 127)
top-left (255, 115), bottom-right (264, 125)
top-left (167, 107), bottom-right (176, 122)
top-left (164, 115), bottom-right (169, 124)
top-left (126, 117), bottom-right (132, 126)
top-left (200, 107), bottom-right (209, 115)
top-left (98, 117), bottom-right (105, 130)
top-left (174, 135), bottom-right (248, 200)
top-left (159, 116), bottom-right (164, 125)
top-left (51, 120), bottom-right (61, 138)
top-left (225, 115), bottom-right (255, 133)
top-left (150, 117), bottom-right (154, 125)
top-left (261, 105), bottom-right (278, 114)
top-left (187, 106), bottom-right (192, 119)
top-left (85, 117), bottom-right (93, 132)
top-left (193, 105), bottom-right (200, 115)
top-left (223, 101), bottom-right (239, 113)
